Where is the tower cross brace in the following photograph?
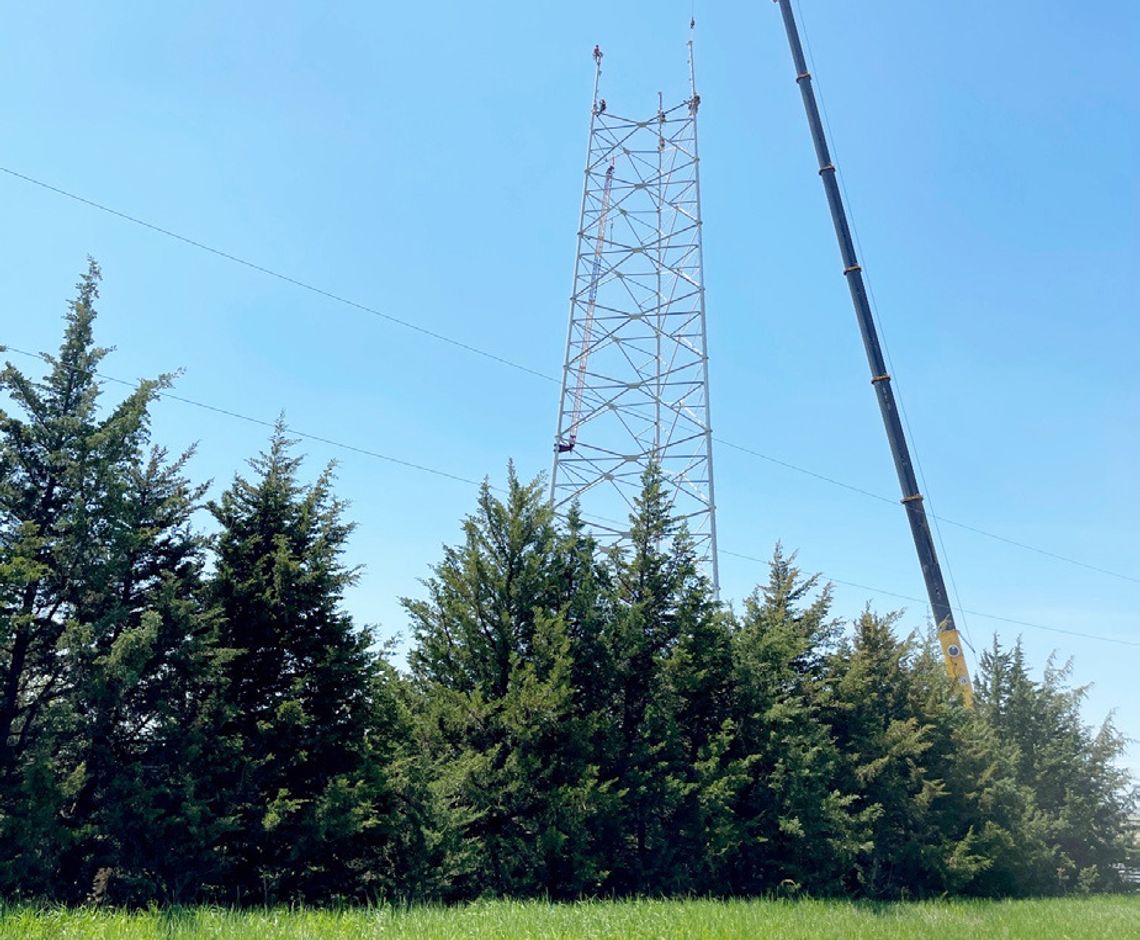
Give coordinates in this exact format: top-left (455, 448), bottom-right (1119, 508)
top-left (551, 40), bottom-right (719, 593)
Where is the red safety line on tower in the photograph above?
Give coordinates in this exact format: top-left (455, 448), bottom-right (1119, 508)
top-left (558, 159), bottom-right (615, 453)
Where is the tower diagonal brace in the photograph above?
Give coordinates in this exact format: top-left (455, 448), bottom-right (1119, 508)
top-left (551, 43), bottom-right (720, 594)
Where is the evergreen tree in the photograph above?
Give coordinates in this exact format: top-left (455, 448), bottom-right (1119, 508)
top-left (822, 611), bottom-right (1034, 898)
top-left (720, 547), bottom-right (861, 895)
top-left (405, 471), bottom-right (606, 898)
top-left (824, 609), bottom-right (944, 896)
top-left (884, 631), bottom-right (1032, 897)
top-left (598, 464), bottom-right (731, 894)
top-left (0, 261), bottom-right (223, 902)
top-left (56, 444), bottom-right (233, 905)
top-left (208, 424), bottom-right (410, 902)
top-left (975, 637), bottom-right (1137, 893)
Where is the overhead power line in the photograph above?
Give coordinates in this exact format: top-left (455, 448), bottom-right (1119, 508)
top-left (0, 344), bottom-right (484, 490)
top-left (2, 165), bottom-right (1137, 587)
top-left (719, 548), bottom-right (1140, 649)
top-left (0, 167), bottom-right (554, 385)
top-left (1, 343), bottom-right (1135, 652)
top-left (717, 438), bottom-right (1140, 586)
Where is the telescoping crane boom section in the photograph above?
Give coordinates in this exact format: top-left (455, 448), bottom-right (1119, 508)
top-left (771, 0), bottom-right (974, 705)
top-left (558, 159), bottom-right (616, 453)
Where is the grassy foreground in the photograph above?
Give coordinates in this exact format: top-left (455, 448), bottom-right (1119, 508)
top-left (1, 897), bottom-right (1138, 939)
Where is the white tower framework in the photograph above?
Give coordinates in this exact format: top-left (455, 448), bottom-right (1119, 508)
top-left (551, 39), bottom-right (719, 592)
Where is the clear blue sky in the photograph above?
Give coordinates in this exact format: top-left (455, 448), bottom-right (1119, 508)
top-left (2, 2), bottom-right (1137, 770)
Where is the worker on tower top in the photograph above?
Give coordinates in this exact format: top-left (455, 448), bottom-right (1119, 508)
top-left (593, 44), bottom-right (603, 65)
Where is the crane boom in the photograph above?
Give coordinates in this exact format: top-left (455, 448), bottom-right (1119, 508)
top-left (559, 159), bottom-right (616, 453)
top-left (772, 0), bottom-right (973, 705)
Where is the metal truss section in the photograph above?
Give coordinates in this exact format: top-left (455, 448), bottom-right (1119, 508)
top-left (551, 41), bottom-right (719, 593)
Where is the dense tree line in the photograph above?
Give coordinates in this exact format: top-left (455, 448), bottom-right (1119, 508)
top-left (1, 266), bottom-right (1136, 904)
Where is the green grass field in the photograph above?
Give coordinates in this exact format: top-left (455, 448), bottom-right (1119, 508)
top-left (1, 897), bottom-right (1139, 939)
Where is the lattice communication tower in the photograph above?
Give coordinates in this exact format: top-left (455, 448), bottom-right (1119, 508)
top-left (550, 38), bottom-right (719, 592)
